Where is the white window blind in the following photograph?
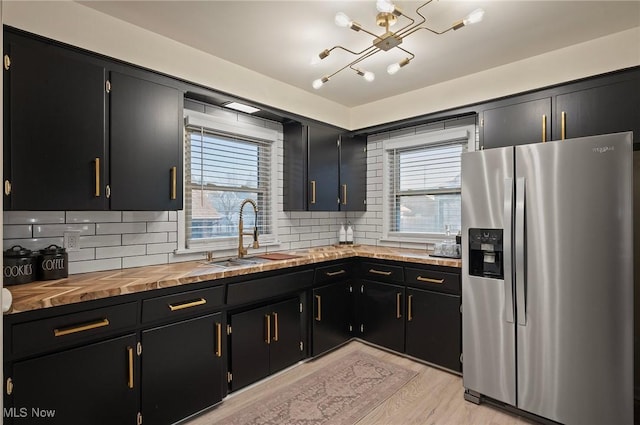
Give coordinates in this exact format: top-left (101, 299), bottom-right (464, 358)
top-left (185, 124), bottom-right (273, 248)
top-left (387, 139), bottom-right (465, 236)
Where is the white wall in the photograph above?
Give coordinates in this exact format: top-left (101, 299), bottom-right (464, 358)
top-left (3, 1), bottom-right (639, 131)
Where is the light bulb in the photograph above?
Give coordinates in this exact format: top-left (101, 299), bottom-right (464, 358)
top-left (376, 0), bottom-right (395, 13)
top-left (363, 71), bottom-right (375, 82)
top-left (463, 8), bottom-right (485, 25)
top-left (312, 77), bottom-right (329, 89)
top-left (387, 63), bottom-right (401, 75)
top-left (335, 12), bottom-right (351, 27)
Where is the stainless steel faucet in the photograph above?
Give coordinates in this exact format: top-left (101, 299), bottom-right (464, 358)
top-left (238, 198), bottom-right (259, 258)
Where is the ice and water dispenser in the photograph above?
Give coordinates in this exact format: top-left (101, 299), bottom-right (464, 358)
top-left (468, 228), bottom-right (504, 279)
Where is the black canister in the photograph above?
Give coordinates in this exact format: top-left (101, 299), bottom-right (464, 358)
top-left (3, 245), bottom-right (37, 285)
top-left (38, 244), bottom-right (68, 280)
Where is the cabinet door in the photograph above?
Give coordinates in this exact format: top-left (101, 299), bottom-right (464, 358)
top-left (406, 288), bottom-right (461, 372)
top-left (11, 334), bottom-right (137, 425)
top-left (339, 135), bottom-right (367, 211)
top-left (283, 122), bottom-right (308, 211)
top-left (229, 306), bottom-right (271, 391)
top-left (308, 124), bottom-right (340, 211)
top-left (555, 78), bottom-right (640, 142)
top-left (142, 313), bottom-right (224, 425)
top-left (482, 98), bottom-right (551, 149)
top-left (5, 37), bottom-right (107, 210)
top-left (312, 282), bottom-right (353, 356)
top-left (268, 298), bottom-right (303, 373)
top-left (358, 281), bottom-right (405, 352)
top-left (110, 71), bottom-right (183, 210)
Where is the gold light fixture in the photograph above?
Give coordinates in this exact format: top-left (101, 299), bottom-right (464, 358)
top-left (312, 0), bottom-right (485, 89)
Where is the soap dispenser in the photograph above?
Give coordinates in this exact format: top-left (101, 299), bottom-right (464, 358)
top-left (346, 222), bottom-right (354, 245)
top-left (339, 224), bottom-right (347, 245)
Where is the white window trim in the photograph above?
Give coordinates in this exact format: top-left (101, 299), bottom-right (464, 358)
top-left (176, 110), bottom-right (280, 255)
top-left (381, 125), bottom-right (475, 244)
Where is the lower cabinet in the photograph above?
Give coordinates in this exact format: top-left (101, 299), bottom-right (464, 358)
top-left (312, 281), bottom-right (353, 356)
top-left (9, 334), bottom-right (138, 425)
top-left (405, 288), bottom-right (462, 372)
top-left (141, 313), bottom-right (225, 425)
top-left (229, 297), bottom-right (303, 391)
top-left (357, 281), bottom-right (405, 353)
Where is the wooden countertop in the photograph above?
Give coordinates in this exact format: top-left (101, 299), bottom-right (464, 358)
top-left (5, 245), bottom-right (461, 315)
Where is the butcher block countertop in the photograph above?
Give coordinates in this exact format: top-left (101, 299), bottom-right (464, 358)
top-left (5, 245), bottom-right (461, 315)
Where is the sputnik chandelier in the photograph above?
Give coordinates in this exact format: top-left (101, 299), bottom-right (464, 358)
top-left (312, 0), bottom-right (484, 89)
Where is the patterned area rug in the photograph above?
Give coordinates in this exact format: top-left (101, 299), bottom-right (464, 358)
top-left (218, 351), bottom-right (417, 425)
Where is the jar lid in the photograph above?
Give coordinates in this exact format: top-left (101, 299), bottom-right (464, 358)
top-left (4, 245), bottom-right (33, 257)
top-left (39, 244), bottom-right (66, 255)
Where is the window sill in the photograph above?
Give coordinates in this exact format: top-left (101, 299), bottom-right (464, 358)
top-left (174, 240), bottom-right (282, 256)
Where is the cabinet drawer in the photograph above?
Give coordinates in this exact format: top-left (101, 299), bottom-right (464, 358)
top-left (405, 267), bottom-right (460, 294)
top-left (12, 302), bottom-right (137, 356)
top-left (361, 262), bottom-right (404, 283)
top-left (142, 285), bottom-right (224, 323)
top-left (227, 269), bottom-right (313, 306)
top-left (314, 263), bottom-right (352, 284)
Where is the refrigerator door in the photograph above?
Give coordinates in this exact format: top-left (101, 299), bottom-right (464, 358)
top-left (515, 133), bottom-right (633, 424)
top-left (461, 147), bottom-right (516, 405)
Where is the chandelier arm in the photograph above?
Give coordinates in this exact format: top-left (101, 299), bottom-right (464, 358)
top-left (402, 25), bottom-right (454, 38)
top-left (396, 46), bottom-right (416, 61)
top-left (392, 15), bottom-right (417, 37)
top-left (328, 44), bottom-right (378, 56)
top-left (395, 0), bottom-right (433, 37)
top-left (326, 49), bottom-right (381, 80)
top-left (357, 25), bottom-right (388, 41)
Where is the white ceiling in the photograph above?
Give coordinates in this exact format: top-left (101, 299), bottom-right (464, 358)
top-left (78, 1), bottom-right (640, 108)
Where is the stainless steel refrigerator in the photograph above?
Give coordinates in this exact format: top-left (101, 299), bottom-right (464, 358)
top-left (461, 132), bottom-right (633, 424)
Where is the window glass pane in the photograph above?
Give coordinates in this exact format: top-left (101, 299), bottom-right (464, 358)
top-left (398, 144), bottom-right (462, 192)
top-left (395, 193), bottom-right (461, 234)
top-left (189, 189), bottom-right (260, 240)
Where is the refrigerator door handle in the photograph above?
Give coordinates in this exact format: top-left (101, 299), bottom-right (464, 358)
top-left (515, 177), bottom-right (527, 326)
top-left (503, 177), bottom-right (514, 323)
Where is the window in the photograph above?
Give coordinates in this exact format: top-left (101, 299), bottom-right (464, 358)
top-left (383, 126), bottom-right (474, 241)
top-left (182, 110), bottom-right (277, 250)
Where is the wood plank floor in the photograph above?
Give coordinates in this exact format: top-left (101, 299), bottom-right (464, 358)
top-left (183, 340), bottom-right (537, 425)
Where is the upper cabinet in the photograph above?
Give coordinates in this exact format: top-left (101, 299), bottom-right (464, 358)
top-left (480, 67), bottom-right (640, 149)
top-left (4, 34), bottom-right (108, 211)
top-left (283, 122), bottom-right (367, 212)
top-left (3, 29), bottom-right (183, 211)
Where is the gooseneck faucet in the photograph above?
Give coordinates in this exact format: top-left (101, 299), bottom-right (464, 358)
top-left (238, 198), bottom-right (259, 258)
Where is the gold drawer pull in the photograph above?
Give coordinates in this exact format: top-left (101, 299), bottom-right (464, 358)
top-left (396, 293), bottom-right (402, 319)
top-left (369, 269), bottom-right (392, 276)
top-left (315, 295), bottom-right (322, 321)
top-left (265, 314), bottom-right (271, 344)
top-left (54, 318), bottom-right (110, 337)
top-left (127, 346), bottom-right (134, 389)
top-left (215, 322), bottom-right (222, 357)
top-left (542, 114), bottom-right (547, 143)
top-left (325, 270), bottom-right (346, 277)
top-left (94, 158), bottom-right (101, 197)
top-left (310, 180), bottom-right (316, 204)
top-left (342, 184), bottom-right (347, 205)
top-left (417, 276), bottom-right (445, 284)
top-left (168, 298), bottom-right (207, 311)
top-left (273, 312), bottom-right (279, 342)
top-left (408, 295), bottom-right (413, 322)
top-left (561, 111), bottom-right (567, 140)
top-left (170, 166), bottom-right (177, 200)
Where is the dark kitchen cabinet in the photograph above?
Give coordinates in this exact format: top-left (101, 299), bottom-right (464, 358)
top-left (357, 281), bottom-right (405, 353)
top-left (229, 297), bottom-right (303, 391)
top-left (109, 71), bottom-right (183, 210)
top-left (554, 76), bottom-right (640, 142)
top-left (312, 281), bottom-right (353, 356)
top-left (141, 313), bottom-right (224, 425)
top-left (3, 33), bottom-right (107, 210)
top-left (283, 122), bottom-right (366, 211)
top-left (481, 97), bottom-right (551, 149)
top-left (9, 334), bottom-right (138, 425)
top-left (405, 288), bottom-right (461, 372)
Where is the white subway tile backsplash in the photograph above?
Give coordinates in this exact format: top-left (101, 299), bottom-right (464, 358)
top-left (122, 253), bottom-right (169, 269)
top-left (123, 211), bottom-right (169, 222)
top-left (34, 223), bottom-right (95, 237)
top-left (66, 211), bottom-right (122, 223)
top-left (146, 221), bottom-right (177, 233)
top-left (167, 232), bottom-right (177, 242)
top-left (4, 225), bottom-right (32, 239)
top-left (96, 245), bottom-right (146, 259)
top-left (122, 232), bottom-right (168, 245)
top-left (4, 211), bottom-right (65, 225)
top-left (146, 242), bottom-right (178, 255)
top-left (68, 248), bottom-right (96, 262)
top-left (69, 258), bottom-right (122, 274)
top-left (80, 235), bottom-right (122, 248)
top-left (96, 222), bottom-right (146, 235)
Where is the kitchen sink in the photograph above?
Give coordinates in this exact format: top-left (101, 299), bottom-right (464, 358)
top-left (206, 256), bottom-right (273, 268)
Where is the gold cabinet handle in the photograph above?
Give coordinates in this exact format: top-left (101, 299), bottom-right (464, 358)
top-left (170, 166), bottom-right (177, 200)
top-left (127, 346), bottom-right (134, 389)
top-left (310, 180), bottom-right (316, 204)
top-left (94, 158), bottom-right (101, 197)
top-left (325, 269), bottom-right (346, 277)
top-left (396, 293), bottom-right (402, 319)
top-left (369, 269), bottom-right (392, 276)
top-left (273, 312), bottom-right (279, 342)
top-left (417, 276), bottom-right (445, 284)
top-left (315, 295), bottom-right (322, 321)
top-left (408, 295), bottom-right (413, 322)
top-left (542, 114), bottom-right (547, 143)
top-left (342, 184), bottom-right (347, 205)
top-left (561, 111), bottom-right (566, 140)
top-left (54, 318), bottom-right (110, 337)
top-left (168, 298), bottom-right (207, 312)
top-left (265, 314), bottom-right (271, 344)
top-left (4, 180), bottom-right (11, 196)
top-left (6, 378), bottom-right (13, 396)
top-left (215, 322), bottom-right (222, 357)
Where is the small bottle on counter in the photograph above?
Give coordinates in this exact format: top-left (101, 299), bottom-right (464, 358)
top-left (346, 222), bottom-right (354, 245)
top-left (339, 224), bottom-right (347, 245)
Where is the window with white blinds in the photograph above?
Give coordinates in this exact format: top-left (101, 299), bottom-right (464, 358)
top-left (185, 119), bottom-right (274, 248)
top-left (383, 126), bottom-right (473, 239)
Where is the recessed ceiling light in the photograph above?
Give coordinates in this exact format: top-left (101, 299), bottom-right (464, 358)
top-left (223, 101), bottom-right (260, 114)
